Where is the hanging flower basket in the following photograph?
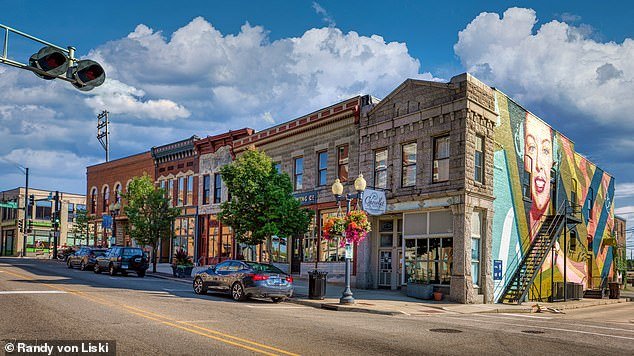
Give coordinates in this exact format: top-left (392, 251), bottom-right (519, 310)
top-left (322, 215), bottom-right (346, 241)
top-left (344, 210), bottom-right (371, 245)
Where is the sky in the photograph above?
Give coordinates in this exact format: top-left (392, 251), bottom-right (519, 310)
top-left (1, 1), bottom-right (632, 247)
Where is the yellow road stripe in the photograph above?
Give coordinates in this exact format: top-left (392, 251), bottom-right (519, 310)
top-left (0, 267), bottom-right (298, 356)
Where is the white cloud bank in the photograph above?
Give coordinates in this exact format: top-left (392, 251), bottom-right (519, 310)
top-left (454, 7), bottom-right (634, 127)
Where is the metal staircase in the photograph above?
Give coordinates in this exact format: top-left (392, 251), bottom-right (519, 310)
top-left (499, 202), bottom-right (569, 304)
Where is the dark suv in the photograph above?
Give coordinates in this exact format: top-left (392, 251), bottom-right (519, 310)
top-left (94, 246), bottom-right (148, 277)
top-left (67, 247), bottom-right (108, 271)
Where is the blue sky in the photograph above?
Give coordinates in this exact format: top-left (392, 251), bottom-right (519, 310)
top-left (1, 1), bottom-right (633, 245)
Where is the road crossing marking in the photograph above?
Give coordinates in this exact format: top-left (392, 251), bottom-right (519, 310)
top-left (0, 266), bottom-right (300, 356)
top-left (478, 313), bottom-right (634, 332)
top-left (0, 290), bottom-right (67, 294)
top-left (494, 313), bottom-right (554, 319)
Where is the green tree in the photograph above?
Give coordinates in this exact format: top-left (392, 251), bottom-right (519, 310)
top-left (124, 174), bottom-right (180, 273)
top-left (219, 148), bottom-right (313, 261)
top-left (70, 208), bottom-right (91, 245)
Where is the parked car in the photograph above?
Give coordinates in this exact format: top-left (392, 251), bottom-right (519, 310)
top-left (66, 247), bottom-right (108, 271)
top-left (94, 246), bottom-right (148, 277)
top-left (192, 260), bottom-right (293, 302)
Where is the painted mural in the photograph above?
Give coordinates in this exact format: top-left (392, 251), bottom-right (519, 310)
top-left (492, 90), bottom-right (616, 302)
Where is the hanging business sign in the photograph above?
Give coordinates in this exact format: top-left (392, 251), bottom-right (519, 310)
top-left (102, 215), bottom-right (112, 229)
top-left (362, 189), bottom-right (387, 216)
top-left (493, 260), bottom-right (503, 281)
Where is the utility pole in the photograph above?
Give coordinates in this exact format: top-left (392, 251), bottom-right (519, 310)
top-left (22, 168), bottom-right (29, 257)
top-left (52, 191), bottom-right (60, 259)
top-left (97, 110), bottom-right (109, 162)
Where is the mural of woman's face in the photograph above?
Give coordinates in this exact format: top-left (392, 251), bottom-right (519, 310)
top-left (524, 114), bottom-right (553, 212)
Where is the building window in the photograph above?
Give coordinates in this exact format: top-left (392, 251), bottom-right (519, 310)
top-left (586, 187), bottom-right (594, 220)
top-left (67, 203), bottom-right (75, 223)
top-left (374, 149), bottom-right (388, 189)
top-left (433, 135), bottom-right (450, 182)
top-left (178, 177), bottom-right (185, 206)
top-left (102, 186), bottom-right (109, 212)
top-left (35, 201), bottom-right (52, 221)
top-left (317, 151), bottom-right (328, 186)
top-left (90, 188), bottom-right (97, 214)
top-left (401, 142), bottom-right (417, 187)
top-left (114, 184), bottom-right (122, 204)
top-left (270, 235), bottom-right (288, 263)
top-left (337, 145), bottom-right (349, 182)
top-left (203, 175), bottom-right (211, 205)
top-left (474, 135), bottom-right (484, 184)
top-left (168, 180), bottom-right (174, 206)
top-left (274, 162), bottom-right (282, 174)
top-left (294, 157), bottom-right (303, 190)
top-left (187, 175), bottom-right (194, 205)
top-left (471, 211), bottom-right (482, 286)
top-left (213, 173), bottom-right (222, 204)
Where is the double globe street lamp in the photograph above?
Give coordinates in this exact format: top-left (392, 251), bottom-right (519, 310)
top-left (331, 174), bottom-right (366, 304)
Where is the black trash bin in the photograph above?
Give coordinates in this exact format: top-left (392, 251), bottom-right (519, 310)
top-left (308, 271), bottom-right (328, 300)
top-left (608, 282), bottom-right (620, 299)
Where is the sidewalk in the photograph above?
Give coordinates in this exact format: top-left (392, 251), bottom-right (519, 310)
top-left (146, 269), bottom-right (630, 316)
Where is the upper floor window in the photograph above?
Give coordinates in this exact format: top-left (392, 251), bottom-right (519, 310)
top-left (433, 135), bottom-right (450, 182)
top-left (317, 151), bottom-right (328, 186)
top-left (90, 188), bottom-right (97, 214)
top-left (178, 177), bottom-right (185, 206)
top-left (474, 135), bottom-right (484, 184)
top-left (337, 145), bottom-right (349, 182)
top-left (570, 178), bottom-right (578, 208)
top-left (36, 201), bottom-right (52, 220)
top-left (587, 187), bottom-right (594, 220)
top-left (374, 149), bottom-right (388, 189)
top-left (274, 162), bottom-right (282, 174)
top-left (186, 175), bottom-right (194, 205)
top-left (294, 157), bottom-right (304, 190)
top-left (114, 184), bottom-right (122, 204)
top-left (214, 173), bottom-right (222, 204)
top-left (102, 186), bottom-right (109, 212)
top-left (203, 175), bottom-right (211, 205)
top-left (168, 180), bottom-right (174, 206)
top-left (401, 142), bottom-right (417, 187)
top-left (67, 203), bottom-right (75, 222)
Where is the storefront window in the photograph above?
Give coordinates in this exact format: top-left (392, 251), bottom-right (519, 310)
top-left (271, 235), bottom-right (288, 262)
top-left (302, 210), bottom-right (352, 262)
top-left (471, 211), bottom-right (482, 286)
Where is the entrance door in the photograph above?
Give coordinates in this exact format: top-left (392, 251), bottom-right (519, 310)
top-left (378, 250), bottom-right (392, 287)
top-left (291, 236), bottom-right (302, 274)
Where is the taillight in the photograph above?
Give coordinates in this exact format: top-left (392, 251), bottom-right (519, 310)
top-left (286, 276), bottom-right (293, 283)
top-left (117, 257), bottom-right (122, 262)
top-left (251, 274), bottom-right (269, 281)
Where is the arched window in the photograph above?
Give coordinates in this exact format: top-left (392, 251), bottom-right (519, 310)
top-left (102, 186), bottom-right (110, 213)
top-left (114, 183), bottom-right (122, 204)
top-left (90, 188), bottom-right (97, 214)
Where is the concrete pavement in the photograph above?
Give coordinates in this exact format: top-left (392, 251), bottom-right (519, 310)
top-left (1, 257), bottom-right (633, 355)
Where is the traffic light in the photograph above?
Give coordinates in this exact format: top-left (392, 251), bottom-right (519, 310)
top-left (27, 219), bottom-right (33, 233)
top-left (28, 46), bottom-right (105, 91)
top-left (51, 212), bottom-right (60, 229)
top-left (17, 219), bottom-right (23, 232)
top-left (71, 60), bottom-right (105, 91)
top-left (28, 195), bottom-right (35, 207)
top-left (29, 46), bottom-right (70, 80)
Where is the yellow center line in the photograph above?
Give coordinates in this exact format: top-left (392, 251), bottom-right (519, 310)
top-left (0, 267), bottom-right (299, 356)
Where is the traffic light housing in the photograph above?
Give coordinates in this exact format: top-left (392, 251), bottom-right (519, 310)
top-left (28, 195), bottom-right (35, 207)
top-left (17, 219), bottom-right (23, 232)
top-left (29, 46), bottom-right (70, 80)
top-left (71, 60), bottom-right (105, 91)
top-left (27, 219), bottom-right (33, 233)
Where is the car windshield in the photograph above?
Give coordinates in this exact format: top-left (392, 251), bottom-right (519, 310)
top-left (122, 248), bottom-right (143, 257)
top-left (244, 262), bottom-right (285, 274)
top-left (93, 251), bottom-right (107, 257)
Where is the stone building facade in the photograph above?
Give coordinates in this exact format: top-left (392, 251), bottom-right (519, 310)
top-left (357, 74), bottom-right (497, 303)
top-left (86, 152), bottom-right (155, 247)
top-left (1, 187), bottom-right (86, 256)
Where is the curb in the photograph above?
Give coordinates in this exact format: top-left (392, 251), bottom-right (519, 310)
top-left (147, 273), bottom-right (192, 284)
top-left (474, 298), bottom-right (628, 314)
top-left (287, 298), bottom-right (404, 316)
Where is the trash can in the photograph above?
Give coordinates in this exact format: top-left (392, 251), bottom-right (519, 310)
top-left (608, 282), bottom-right (620, 299)
top-left (308, 271), bottom-right (328, 300)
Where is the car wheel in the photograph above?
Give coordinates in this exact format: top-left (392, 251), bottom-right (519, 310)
top-left (271, 297), bottom-right (285, 303)
top-left (94, 264), bottom-right (101, 274)
top-left (231, 282), bottom-right (246, 301)
top-left (109, 264), bottom-right (117, 276)
top-left (137, 270), bottom-right (145, 278)
top-left (80, 262), bottom-right (86, 271)
top-left (193, 277), bottom-right (206, 295)
top-left (67, 260), bottom-right (73, 269)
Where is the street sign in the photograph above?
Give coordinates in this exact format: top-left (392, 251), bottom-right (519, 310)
top-left (102, 215), bottom-right (112, 229)
top-left (494, 260), bottom-right (503, 281)
top-left (345, 244), bottom-right (353, 259)
top-left (361, 189), bottom-right (386, 216)
top-left (0, 202), bottom-right (18, 209)
top-left (293, 191), bottom-right (317, 206)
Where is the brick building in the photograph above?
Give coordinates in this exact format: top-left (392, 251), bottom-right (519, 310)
top-left (195, 129), bottom-right (253, 265)
top-left (86, 152), bottom-right (154, 247)
top-left (152, 136), bottom-right (199, 263)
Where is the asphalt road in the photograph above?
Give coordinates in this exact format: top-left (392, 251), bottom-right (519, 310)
top-left (1, 257), bottom-right (633, 355)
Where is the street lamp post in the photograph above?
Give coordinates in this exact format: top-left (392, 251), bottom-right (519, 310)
top-left (331, 174), bottom-right (366, 305)
top-left (109, 202), bottom-right (121, 246)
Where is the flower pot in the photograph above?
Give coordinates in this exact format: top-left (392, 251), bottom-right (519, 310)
top-left (406, 283), bottom-right (433, 300)
top-left (433, 291), bottom-right (443, 301)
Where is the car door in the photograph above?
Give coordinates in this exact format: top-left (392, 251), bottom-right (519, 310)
top-left (216, 261), bottom-right (236, 291)
top-left (98, 248), bottom-right (111, 269)
top-left (208, 261), bottom-right (230, 290)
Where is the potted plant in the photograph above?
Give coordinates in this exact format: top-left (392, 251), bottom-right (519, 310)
top-left (172, 248), bottom-right (194, 278)
top-left (406, 277), bottom-right (434, 300)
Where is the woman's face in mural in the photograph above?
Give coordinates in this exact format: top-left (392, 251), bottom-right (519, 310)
top-left (524, 114), bottom-right (553, 212)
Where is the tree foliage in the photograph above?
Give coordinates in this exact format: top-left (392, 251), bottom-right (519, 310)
top-left (219, 148), bottom-right (313, 251)
top-left (71, 208), bottom-right (91, 244)
top-left (123, 174), bottom-right (180, 272)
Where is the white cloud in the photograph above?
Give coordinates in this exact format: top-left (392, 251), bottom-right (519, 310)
top-left (312, 2), bottom-right (336, 27)
top-left (616, 183), bottom-right (634, 199)
top-left (1, 149), bottom-right (97, 178)
top-left (454, 7), bottom-right (634, 127)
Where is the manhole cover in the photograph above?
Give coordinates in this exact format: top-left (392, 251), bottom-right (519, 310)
top-left (429, 328), bottom-right (462, 333)
top-left (521, 330), bottom-right (545, 334)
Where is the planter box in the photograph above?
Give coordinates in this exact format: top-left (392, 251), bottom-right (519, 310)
top-left (172, 265), bottom-right (194, 278)
top-left (406, 283), bottom-right (434, 300)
